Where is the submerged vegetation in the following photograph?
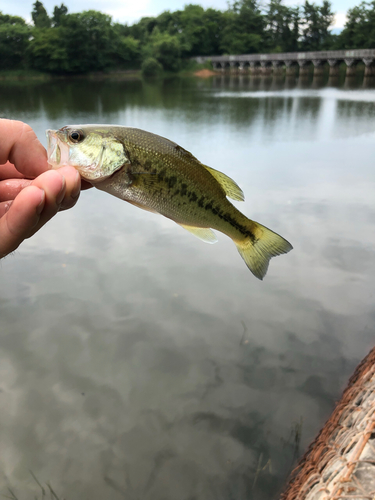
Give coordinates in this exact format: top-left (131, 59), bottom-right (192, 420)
top-left (0, 0), bottom-right (375, 76)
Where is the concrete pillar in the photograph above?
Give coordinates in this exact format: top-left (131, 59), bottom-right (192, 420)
top-left (327, 74), bottom-right (339, 87)
top-left (312, 73), bottom-right (325, 89)
top-left (272, 61), bottom-right (284, 75)
top-left (249, 62), bottom-right (259, 75)
top-left (327, 59), bottom-right (340, 76)
top-left (344, 58), bottom-right (358, 76)
top-left (212, 62), bottom-right (220, 71)
top-left (285, 75), bottom-right (296, 88)
top-left (312, 59), bottom-right (325, 76)
top-left (229, 62), bottom-right (237, 73)
top-left (298, 60), bottom-right (311, 76)
top-left (363, 58), bottom-right (375, 76)
top-left (363, 75), bottom-right (375, 88)
top-left (238, 62), bottom-right (245, 72)
top-left (260, 61), bottom-right (272, 75)
top-left (285, 60), bottom-right (296, 76)
top-left (344, 75), bottom-right (357, 88)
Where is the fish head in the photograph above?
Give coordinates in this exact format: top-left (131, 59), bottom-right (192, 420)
top-left (46, 125), bottom-right (129, 182)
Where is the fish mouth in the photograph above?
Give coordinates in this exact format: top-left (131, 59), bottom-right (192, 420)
top-left (46, 129), bottom-right (70, 168)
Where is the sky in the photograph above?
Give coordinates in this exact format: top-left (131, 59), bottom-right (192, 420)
top-left (1, 0), bottom-right (356, 30)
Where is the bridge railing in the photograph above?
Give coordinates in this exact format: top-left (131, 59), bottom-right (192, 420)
top-left (194, 49), bottom-right (375, 76)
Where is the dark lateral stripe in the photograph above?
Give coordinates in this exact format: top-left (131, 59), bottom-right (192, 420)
top-left (204, 202), bottom-right (256, 242)
top-left (155, 174), bottom-right (256, 243)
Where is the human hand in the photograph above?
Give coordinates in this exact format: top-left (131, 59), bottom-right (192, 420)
top-left (0, 119), bottom-right (84, 259)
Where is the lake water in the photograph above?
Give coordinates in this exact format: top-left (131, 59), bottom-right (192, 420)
top-left (0, 72), bottom-right (375, 500)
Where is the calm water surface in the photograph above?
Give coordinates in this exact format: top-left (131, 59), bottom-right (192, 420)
top-left (0, 74), bottom-right (375, 499)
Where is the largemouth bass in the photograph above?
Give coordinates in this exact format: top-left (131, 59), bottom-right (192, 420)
top-left (46, 125), bottom-right (292, 279)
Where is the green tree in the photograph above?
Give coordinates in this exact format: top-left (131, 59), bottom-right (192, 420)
top-left (112, 24), bottom-right (141, 68)
top-left (170, 5), bottom-right (226, 56)
top-left (169, 5), bottom-right (208, 56)
top-left (31, 1), bottom-right (51, 28)
top-left (289, 7), bottom-right (300, 51)
top-left (127, 16), bottom-right (157, 44)
top-left (336, 1), bottom-right (375, 49)
top-left (0, 13), bottom-right (30, 69)
top-left (154, 10), bottom-right (175, 35)
top-left (201, 8), bottom-right (226, 55)
top-left (28, 27), bottom-right (68, 72)
top-left (220, 0), bottom-right (265, 54)
top-left (59, 10), bottom-right (115, 72)
top-left (144, 29), bottom-right (182, 71)
top-left (141, 57), bottom-right (162, 76)
top-left (300, 0), bottom-right (334, 51)
top-left (52, 3), bottom-right (68, 27)
top-left (265, 0), bottom-right (300, 52)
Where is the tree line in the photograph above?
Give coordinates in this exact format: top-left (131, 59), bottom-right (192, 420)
top-left (1, 0), bottom-right (375, 74)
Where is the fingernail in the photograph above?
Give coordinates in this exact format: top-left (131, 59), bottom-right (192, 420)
top-left (56, 177), bottom-right (66, 205)
top-left (36, 189), bottom-right (45, 215)
top-left (71, 171), bottom-right (81, 199)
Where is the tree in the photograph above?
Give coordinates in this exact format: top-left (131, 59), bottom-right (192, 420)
top-left (143, 29), bottom-right (182, 71)
top-left (202, 8), bottom-right (226, 55)
top-left (28, 27), bottom-right (68, 72)
top-left (337, 1), bottom-right (375, 49)
top-left (31, 1), bottom-right (51, 28)
top-left (52, 3), bottom-right (68, 27)
top-left (59, 11), bottom-right (115, 72)
top-left (112, 24), bottom-right (141, 68)
top-left (265, 0), bottom-right (300, 52)
top-left (171, 5), bottom-right (226, 57)
top-left (220, 0), bottom-right (265, 54)
top-left (0, 13), bottom-right (30, 69)
top-left (300, 0), bottom-right (334, 51)
top-left (141, 57), bottom-right (162, 76)
top-left (169, 5), bottom-right (208, 56)
top-left (127, 16), bottom-right (157, 44)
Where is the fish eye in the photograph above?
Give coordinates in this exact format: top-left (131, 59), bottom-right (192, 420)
top-left (69, 130), bottom-right (84, 143)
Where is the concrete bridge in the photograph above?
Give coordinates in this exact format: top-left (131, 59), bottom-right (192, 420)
top-left (194, 49), bottom-right (375, 76)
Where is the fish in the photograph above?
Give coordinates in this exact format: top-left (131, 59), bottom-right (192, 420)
top-left (46, 125), bottom-right (292, 279)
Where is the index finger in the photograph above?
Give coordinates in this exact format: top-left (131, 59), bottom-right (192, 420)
top-left (0, 119), bottom-right (50, 178)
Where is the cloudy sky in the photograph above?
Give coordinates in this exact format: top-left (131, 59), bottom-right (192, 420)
top-left (2, 0), bottom-right (354, 29)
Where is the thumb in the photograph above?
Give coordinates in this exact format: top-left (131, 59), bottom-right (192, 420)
top-left (0, 186), bottom-right (45, 258)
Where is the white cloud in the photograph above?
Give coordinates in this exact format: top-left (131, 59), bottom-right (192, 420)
top-left (106, 0), bottom-right (153, 24)
top-left (333, 11), bottom-right (347, 28)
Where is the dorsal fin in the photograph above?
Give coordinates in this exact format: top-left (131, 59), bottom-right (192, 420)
top-left (202, 165), bottom-right (245, 201)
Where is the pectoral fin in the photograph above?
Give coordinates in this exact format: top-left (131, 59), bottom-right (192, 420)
top-left (178, 224), bottom-right (218, 244)
top-left (203, 165), bottom-right (245, 201)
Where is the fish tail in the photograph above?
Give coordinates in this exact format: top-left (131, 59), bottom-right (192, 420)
top-left (234, 222), bottom-right (292, 280)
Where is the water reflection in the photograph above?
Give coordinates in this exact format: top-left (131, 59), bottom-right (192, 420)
top-left (0, 74), bottom-right (374, 499)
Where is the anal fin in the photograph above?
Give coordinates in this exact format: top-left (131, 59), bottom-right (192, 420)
top-left (178, 224), bottom-right (218, 244)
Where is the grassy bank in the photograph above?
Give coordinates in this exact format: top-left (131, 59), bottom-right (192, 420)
top-left (0, 59), bottom-right (213, 81)
top-left (0, 69), bottom-right (52, 81)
